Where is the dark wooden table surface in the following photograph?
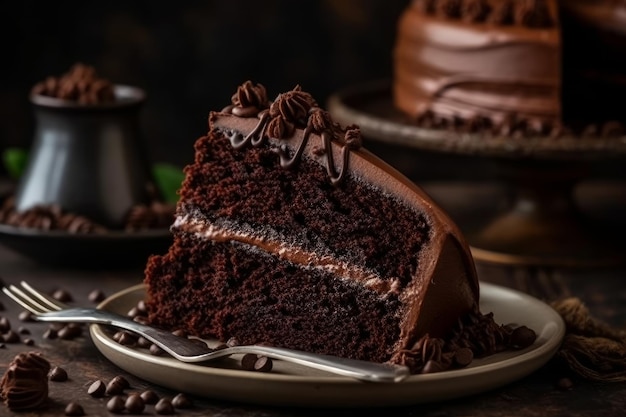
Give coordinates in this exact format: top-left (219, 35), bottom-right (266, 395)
top-left (0, 181), bottom-right (625, 417)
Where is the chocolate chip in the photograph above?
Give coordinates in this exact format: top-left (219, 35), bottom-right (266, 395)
top-left (126, 306), bottom-right (141, 318)
top-left (23, 337), bottom-right (35, 346)
top-left (226, 337), bottom-right (239, 347)
top-left (49, 366), bottom-right (68, 381)
top-left (125, 393), bottom-right (145, 414)
top-left (510, 326), bottom-right (537, 349)
top-left (136, 300), bottom-right (147, 314)
top-left (107, 395), bottom-right (125, 413)
top-left (117, 331), bottom-right (138, 346)
top-left (43, 328), bottom-right (58, 339)
top-left (172, 393), bottom-right (192, 409)
top-left (17, 326), bottom-right (30, 335)
top-left (52, 289), bottom-right (73, 303)
top-left (421, 360), bottom-right (445, 374)
top-left (155, 397), bottom-right (175, 414)
top-left (556, 377), bottom-right (574, 390)
top-left (64, 402), bottom-right (84, 416)
top-left (140, 389), bottom-right (159, 404)
top-left (111, 375), bottom-right (130, 389)
top-left (453, 348), bottom-right (474, 368)
top-left (58, 324), bottom-right (83, 340)
top-left (254, 356), bottom-right (273, 373)
top-left (133, 315), bottom-right (149, 325)
top-left (3, 330), bottom-right (20, 343)
top-left (105, 376), bottom-right (128, 396)
top-left (172, 329), bottom-right (187, 338)
top-left (18, 310), bottom-right (35, 322)
top-left (149, 344), bottom-right (165, 356)
top-left (0, 317), bottom-right (10, 332)
top-left (241, 353), bottom-right (258, 371)
top-left (88, 289), bottom-right (106, 303)
top-left (87, 380), bottom-right (106, 397)
top-left (137, 336), bottom-right (152, 348)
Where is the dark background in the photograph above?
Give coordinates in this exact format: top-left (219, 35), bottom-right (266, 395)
top-left (0, 0), bottom-right (408, 169)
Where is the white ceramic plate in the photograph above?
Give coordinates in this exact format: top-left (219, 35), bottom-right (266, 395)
top-left (90, 282), bottom-right (565, 407)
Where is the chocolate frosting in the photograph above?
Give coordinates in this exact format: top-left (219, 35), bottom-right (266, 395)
top-left (393, 3), bottom-right (561, 133)
top-left (208, 81), bottom-right (480, 352)
top-left (393, 0), bottom-right (626, 134)
top-left (0, 352), bottom-right (50, 411)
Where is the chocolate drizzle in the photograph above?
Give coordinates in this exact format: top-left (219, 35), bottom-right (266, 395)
top-left (0, 352), bottom-right (50, 411)
top-left (224, 82), bottom-right (362, 186)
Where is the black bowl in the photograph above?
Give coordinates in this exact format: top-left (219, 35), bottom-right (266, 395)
top-left (0, 224), bottom-right (172, 268)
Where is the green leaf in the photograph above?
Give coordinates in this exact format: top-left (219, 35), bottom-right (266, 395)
top-left (152, 163), bottom-right (185, 204)
top-left (2, 147), bottom-right (29, 180)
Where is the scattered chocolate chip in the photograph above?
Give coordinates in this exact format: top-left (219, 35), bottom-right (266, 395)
top-left (64, 402), bottom-right (85, 416)
top-left (132, 315), bottom-right (149, 325)
top-left (254, 356), bottom-right (273, 373)
top-left (149, 344), bottom-right (165, 356)
top-left (125, 393), bottom-right (145, 414)
top-left (105, 376), bottom-right (128, 396)
top-left (172, 392), bottom-right (192, 409)
top-left (117, 331), bottom-right (138, 346)
top-left (172, 329), bottom-right (187, 338)
top-left (106, 395), bottom-right (126, 413)
top-left (453, 348), bottom-right (474, 368)
top-left (87, 380), bottom-right (106, 397)
top-left (0, 343), bottom-right (5, 349)
top-left (226, 337), bottom-right (239, 347)
top-left (58, 324), bottom-right (82, 340)
top-left (155, 397), bottom-right (175, 415)
top-left (136, 300), bottom-right (147, 314)
top-left (136, 336), bottom-right (152, 348)
top-left (18, 310), bottom-right (35, 322)
top-left (111, 375), bottom-right (130, 389)
top-left (556, 377), bottom-right (574, 390)
top-left (140, 389), bottom-right (159, 404)
top-left (17, 326), bottom-right (30, 335)
top-left (0, 317), bottom-right (11, 332)
top-left (88, 289), bottom-right (106, 303)
top-left (52, 289), bottom-right (73, 303)
top-left (3, 330), bottom-right (20, 343)
top-left (421, 360), bottom-right (445, 374)
top-left (23, 338), bottom-right (35, 346)
top-left (127, 306), bottom-right (141, 318)
top-left (241, 353), bottom-right (258, 371)
top-left (509, 326), bottom-right (537, 349)
top-left (43, 328), bottom-right (58, 339)
top-left (49, 366), bottom-right (68, 382)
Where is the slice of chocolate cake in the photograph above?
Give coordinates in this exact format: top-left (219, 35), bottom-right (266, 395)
top-left (144, 81), bottom-right (522, 373)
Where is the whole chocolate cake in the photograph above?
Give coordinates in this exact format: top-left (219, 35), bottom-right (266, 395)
top-left (393, 0), bottom-right (626, 136)
top-left (144, 81), bottom-right (532, 373)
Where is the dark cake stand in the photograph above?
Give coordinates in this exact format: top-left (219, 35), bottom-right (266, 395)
top-left (328, 81), bottom-right (626, 268)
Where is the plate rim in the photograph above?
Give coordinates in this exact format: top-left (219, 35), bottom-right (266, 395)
top-left (90, 281), bottom-right (566, 405)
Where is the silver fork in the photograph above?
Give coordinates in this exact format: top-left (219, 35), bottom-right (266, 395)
top-left (2, 281), bottom-right (410, 383)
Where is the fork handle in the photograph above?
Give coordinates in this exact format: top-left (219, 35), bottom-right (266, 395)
top-left (221, 345), bottom-right (411, 383)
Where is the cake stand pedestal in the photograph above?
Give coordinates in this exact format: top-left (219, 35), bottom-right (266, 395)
top-left (328, 81), bottom-right (626, 268)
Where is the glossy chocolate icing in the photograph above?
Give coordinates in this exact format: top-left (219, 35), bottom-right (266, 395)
top-left (393, 1), bottom-right (561, 131)
top-left (190, 81), bottom-right (480, 349)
